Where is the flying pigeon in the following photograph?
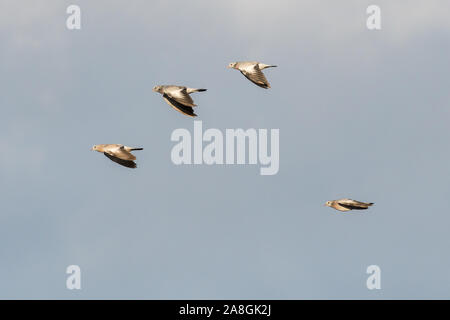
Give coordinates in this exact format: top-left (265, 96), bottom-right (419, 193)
top-left (153, 85), bottom-right (207, 117)
top-left (92, 144), bottom-right (143, 168)
top-left (325, 198), bottom-right (374, 212)
top-left (227, 61), bottom-right (277, 89)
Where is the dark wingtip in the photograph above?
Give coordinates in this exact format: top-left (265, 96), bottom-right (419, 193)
top-left (256, 83), bottom-right (270, 89)
top-left (127, 162), bottom-right (137, 169)
top-left (198, 89), bottom-right (207, 92)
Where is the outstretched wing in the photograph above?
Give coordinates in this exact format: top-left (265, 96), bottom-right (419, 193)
top-left (337, 199), bottom-right (373, 210)
top-left (165, 87), bottom-right (196, 107)
top-left (113, 146), bottom-right (136, 161)
top-left (104, 152), bottom-right (137, 168)
top-left (163, 94), bottom-right (197, 117)
top-left (240, 64), bottom-right (270, 89)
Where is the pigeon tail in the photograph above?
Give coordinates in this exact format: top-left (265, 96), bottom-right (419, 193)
top-left (187, 88), bottom-right (207, 93)
top-left (259, 64), bottom-right (277, 69)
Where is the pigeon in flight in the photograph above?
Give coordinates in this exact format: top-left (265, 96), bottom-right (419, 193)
top-left (228, 61), bottom-right (277, 89)
top-left (325, 199), bottom-right (374, 212)
top-left (153, 85), bottom-right (207, 117)
top-left (92, 144), bottom-right (143, 168)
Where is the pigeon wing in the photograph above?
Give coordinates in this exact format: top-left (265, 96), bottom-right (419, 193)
top-left (163, 94), bottom-right (197, 117)
top-left (337, 199), bottom-right (372, 209)
top-left (104, 152), bottom-right (137, 168)
top-left (113, 146), bottom-right (136, 161)
top-left (241, 65), bottom-right (270, 89)
top-left (165, 87), bottom-right (196, 107)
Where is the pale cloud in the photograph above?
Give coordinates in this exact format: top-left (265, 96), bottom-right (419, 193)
top-left (385, 1), bottom-right (450, 42)
top-left (1, 0), bottom-right (449, 54)
top-left (0, 1), bottom-right (66, 52)
top-left (216, 0), bottom-right (450, 46)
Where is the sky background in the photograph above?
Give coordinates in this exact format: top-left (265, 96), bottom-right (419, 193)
top-left (1, 0), bottom-right (450, 299)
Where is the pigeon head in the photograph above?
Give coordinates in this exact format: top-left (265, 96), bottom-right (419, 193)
top-left (325, 201), bottom-right (332, 207)
top-left (227, 62), bottom-right (237, 69)
top-left (92, 145), bottom-right (104, 152)
top-left (152, 85), bottom-right (163, 93)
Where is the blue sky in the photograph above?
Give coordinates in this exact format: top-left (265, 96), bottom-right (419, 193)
top-left (1, 0), bottom-right (450, 299)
